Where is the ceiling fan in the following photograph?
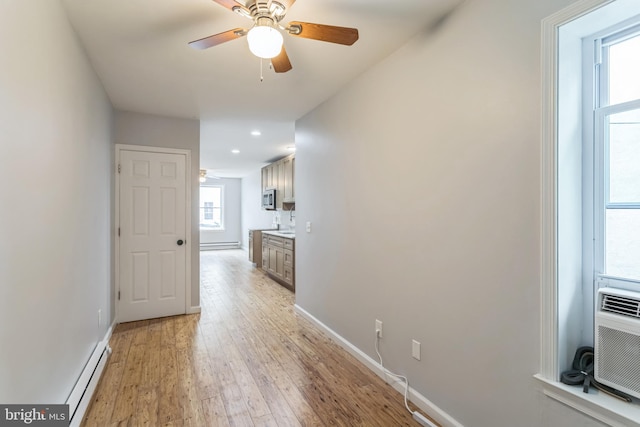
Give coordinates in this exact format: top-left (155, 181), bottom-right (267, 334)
top-left (200, 169), bottom-right (222, 182)
top-left (188, 0), bottom-right (359, 73)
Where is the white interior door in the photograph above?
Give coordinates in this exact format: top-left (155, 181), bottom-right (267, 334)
top-left (118, 148), bottom-right (187, 323)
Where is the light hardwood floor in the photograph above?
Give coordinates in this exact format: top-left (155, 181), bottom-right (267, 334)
top-left (82, 250), bottom-right (430, 426)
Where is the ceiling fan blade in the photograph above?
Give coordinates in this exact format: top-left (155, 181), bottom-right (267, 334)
top-left (287, 21), bottom-right (359, 46)
top-left (188, 28), bottom-right (246, 50)
top-left (272, 46), bottom-right (293, 73)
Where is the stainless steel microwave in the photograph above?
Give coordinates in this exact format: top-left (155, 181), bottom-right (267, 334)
top-left (262, 188), bottom-right (276, 210)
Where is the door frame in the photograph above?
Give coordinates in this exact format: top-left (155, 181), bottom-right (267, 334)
top-left (114, 144), bottom-right (192, 323)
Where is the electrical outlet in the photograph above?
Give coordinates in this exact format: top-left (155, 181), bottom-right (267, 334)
top-left (412, 339), bottom-right (421, 360)
top-left (306, 221), bottom-right (312, 233)
top-left (375, 319), bottom-right (383, 338)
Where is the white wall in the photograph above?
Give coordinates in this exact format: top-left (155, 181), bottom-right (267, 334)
top-left (240, 169), bottom-right (276, 249)
top-left (113, 110), bottom-right (200, 308)
top-left (0, 0), bottom-right (112, 403)
top-left (275, 208), bottom-right (296, 231)
top-left (200, 177), bottom-right (242, 245)
top-left (295, 0), bottom-right (607, 426)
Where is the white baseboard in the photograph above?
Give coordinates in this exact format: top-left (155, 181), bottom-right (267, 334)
top-left (66, 323), bottom-right (114, 427)
top-left (294, 305), bottom-right (464, 427)
top-left (187, 305), bottom-right (201, 314)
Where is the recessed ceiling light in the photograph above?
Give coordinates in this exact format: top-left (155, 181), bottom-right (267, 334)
top-left (286, 146), bottom-right (296, 151)
top-left (231, 149), bottom-right (240, 154)
top-left (251, 130), bottom-right (261, 136)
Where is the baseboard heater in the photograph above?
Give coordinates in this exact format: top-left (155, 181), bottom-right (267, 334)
top-left (66, 329), bottom-right (112, 427)
top-left (200, 241), bottom-right (240, 250)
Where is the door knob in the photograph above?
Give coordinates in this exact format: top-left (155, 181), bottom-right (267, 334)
top-left (177, 239), bottom-right (184, 246)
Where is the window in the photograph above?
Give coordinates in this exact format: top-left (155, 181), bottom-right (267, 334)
top-left (595, 29), bottom-right (640, 284)
top-left (200, 185), bottom-right (223, 230)
top-left (539, 2), bottom-right (640, 424)
top-left (203, 202), bottom-right (214, 220)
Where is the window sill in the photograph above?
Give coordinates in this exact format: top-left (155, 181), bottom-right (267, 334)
top-left (535, 374), bottom-right (640, 427)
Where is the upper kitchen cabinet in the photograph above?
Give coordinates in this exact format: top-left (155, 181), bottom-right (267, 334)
top-left (261, 154), bottom-right (295, 209)
top-left (282, 155), bottom-right (294, 203)
top-left (275, 160), bottom-right (284, 208)
top-left (261, 167), bottom-right (268, 191)
top-left (261, 162), bottom-right (278, 191)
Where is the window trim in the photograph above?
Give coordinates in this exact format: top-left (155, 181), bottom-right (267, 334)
top-left (534, 375), bottom-right (640, 427)
top-left (540, 0), bottom-right (640, 425)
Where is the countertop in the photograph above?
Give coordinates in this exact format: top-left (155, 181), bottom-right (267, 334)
top-left (262, 230), bottom-right (295, 239)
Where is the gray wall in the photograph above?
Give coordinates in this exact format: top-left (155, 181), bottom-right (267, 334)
top-left (240, 169), bottom-right (275, 249)
top-left (114, 110), bottom-right (200, 308)
top-left (200, 177), bottom-right (242, 245)
top-left (295, 0), bottom-right (605, 426)
top-left (0, 0), bottom-right (113, 403)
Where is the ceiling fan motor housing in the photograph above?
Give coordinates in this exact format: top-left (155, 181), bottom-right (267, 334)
top-left (248, 1), bottom-right (287, 21)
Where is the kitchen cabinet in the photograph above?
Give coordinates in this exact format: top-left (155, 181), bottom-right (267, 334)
top-left (275, 160), bottom-right (284, 208)
top-left (261, 154), bottom-right (295, 209)
top-left (283, 241), bottom-right (294, 286)
top-left (262, 240), bottom-right (269, 270)
top-left (269, 242), bottom-right (285, 280)
top-left (264, 234), bottom-right (284, 279)
top-left (261, 167), bottom-right (269, 192)
top-left (261, 161), bottom-right (281, 191)
top-left (272, 162), bottom-right (279, 191)
top-left (249, 229), bottom-right (271, 268)
top-left (261, 163), bottom-right (273, 191)
top-left (261, 234), bottom-right (272, 270)
top-left (262, 232), bottom-right (294, 290)
top-left (249, 231), bottom-right (254, 262)
top-left (283, 156), bottom-right (294, 203)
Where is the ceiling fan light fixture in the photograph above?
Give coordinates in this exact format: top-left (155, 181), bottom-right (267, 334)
top-left (247, 20), bottom-right (283, 59)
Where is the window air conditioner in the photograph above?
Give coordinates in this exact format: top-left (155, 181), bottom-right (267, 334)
top-left (595, 287), bottom-right (640, 399)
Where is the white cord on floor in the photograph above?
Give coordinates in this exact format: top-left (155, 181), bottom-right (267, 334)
top-left (374, 331), bottom-right (438, 427)
top-left (374, 331), bottom-right (412, 413)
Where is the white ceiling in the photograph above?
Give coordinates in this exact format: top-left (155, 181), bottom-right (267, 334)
top-left (62, 0), bottom-right (458, 177)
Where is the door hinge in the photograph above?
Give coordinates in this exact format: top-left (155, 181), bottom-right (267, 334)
top-left (118, 290), bottom-right (121, 300)
top-left (118, 227), bottom-right (120, 237)
top-left (117, 164), bottom-right (121, 174)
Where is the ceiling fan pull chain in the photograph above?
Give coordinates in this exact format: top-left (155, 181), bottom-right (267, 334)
top-left (260, 58), bottom-right (264, 82)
